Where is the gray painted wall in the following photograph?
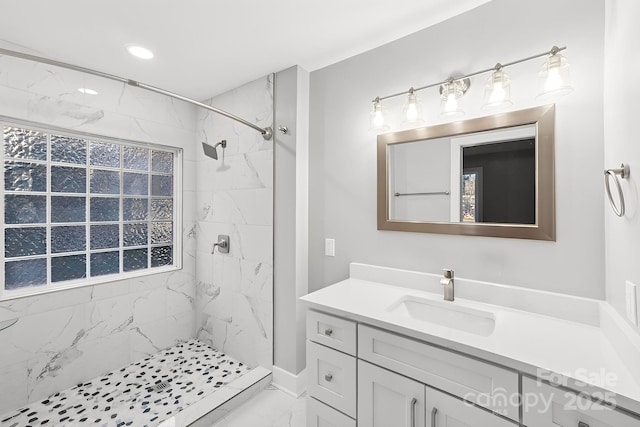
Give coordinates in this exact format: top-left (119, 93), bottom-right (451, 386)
top-left (604, 0), bottom-right (640, 334)
top-left (274, 66), bottom-right (298, 373)
top-left (309, 0), bottom-right (606, 298)
top-left (274, 66), bottom-right (310, 375)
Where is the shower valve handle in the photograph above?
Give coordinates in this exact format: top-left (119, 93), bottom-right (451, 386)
top-left (212, 235), bottom-right (230, 254)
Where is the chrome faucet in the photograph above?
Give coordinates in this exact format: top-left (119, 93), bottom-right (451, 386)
top-left (440, 269), bottom-right (454, 301)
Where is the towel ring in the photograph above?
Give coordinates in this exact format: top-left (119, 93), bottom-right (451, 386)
top-left (604, 163), bottom-right (630, 217)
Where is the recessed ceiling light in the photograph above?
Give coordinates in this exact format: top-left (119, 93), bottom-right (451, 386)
top-left (127, 45), bottom-right (154, 60)
top-left (78, 87), bottom-right (98, 95)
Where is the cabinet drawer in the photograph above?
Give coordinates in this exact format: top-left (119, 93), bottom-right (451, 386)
top-left (306, 397), bottom-right (356, 427)
top-left (427, 387), bottom-right (514, 427)
top-left (307, 310), bottom-right (357, 355)
top-left (358, 324), bottom-right (519, 421)
top-left (522, 377), bottom-right (639, 426)
top-left (307, 340), bottom-right (357, 417)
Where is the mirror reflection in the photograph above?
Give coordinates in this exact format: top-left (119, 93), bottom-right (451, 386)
top-left (377, 105), bottom-right (555, 240)
top-left (388, 124), bottom-right (536, 224)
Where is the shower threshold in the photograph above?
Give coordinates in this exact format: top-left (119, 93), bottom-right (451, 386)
top-left (0, 340), bottom-right (271, 427)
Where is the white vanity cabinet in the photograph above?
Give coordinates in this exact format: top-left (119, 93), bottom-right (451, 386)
top-left (306, 310), bottom-right (517, 427)
top-left (305, 309), bottom-right (640, 427)
top-left (522, 378), bottom-right (638, 427)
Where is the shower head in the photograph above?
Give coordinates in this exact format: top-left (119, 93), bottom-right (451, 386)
top-left (202, 140), bottom-right (227, 160)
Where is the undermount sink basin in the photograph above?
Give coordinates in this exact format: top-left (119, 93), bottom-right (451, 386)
top-left (386, 295), bottom-right (496, 336)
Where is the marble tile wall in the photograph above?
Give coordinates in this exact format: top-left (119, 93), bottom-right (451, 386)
top-left (0, 54), bottom-right (198, 414)
top-left (195, 75), bottom-right (274, 370)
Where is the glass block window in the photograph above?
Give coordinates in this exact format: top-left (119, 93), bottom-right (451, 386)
top-left (1, 120), bottom-right (181, 296)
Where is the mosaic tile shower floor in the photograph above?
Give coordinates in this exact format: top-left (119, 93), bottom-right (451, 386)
top-left (0, 340), bottom-right (251, 427)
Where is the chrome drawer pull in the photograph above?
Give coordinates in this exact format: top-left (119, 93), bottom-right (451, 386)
top-left (431, 407), bottom-right (438, 427)
top-left (410, 398), bottom-right (417, 427)
top-left (324, 373), bottom-right (333, 382)
top-left (578, 423), bottom-right (589, 427)
top-left (324, 328), bottom-right (333, 336)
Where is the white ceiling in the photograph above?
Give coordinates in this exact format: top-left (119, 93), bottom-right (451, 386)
top-left (0, 0), bottom-right (491, 100)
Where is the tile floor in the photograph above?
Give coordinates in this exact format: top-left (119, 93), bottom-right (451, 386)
top-left (209, 386), bottom-right (305, 427)
top-left (0, 340), bottom-right (251, 427)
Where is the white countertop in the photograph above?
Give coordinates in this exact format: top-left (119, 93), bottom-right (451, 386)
top-left (301, 276), bottom-right (640, 416)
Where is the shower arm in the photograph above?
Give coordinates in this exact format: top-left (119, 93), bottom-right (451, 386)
top-left (0, 47), bottom-right (273, 140)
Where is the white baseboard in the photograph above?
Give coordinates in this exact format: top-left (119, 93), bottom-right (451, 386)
top-left (271, 366), bottom-right (307, 398)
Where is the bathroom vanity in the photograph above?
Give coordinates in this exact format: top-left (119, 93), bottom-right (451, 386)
top-left (301, 264), bottom-right (640, 427)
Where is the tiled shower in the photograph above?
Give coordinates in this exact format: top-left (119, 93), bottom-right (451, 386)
top-left (0, 52), bottom-right (274, 424)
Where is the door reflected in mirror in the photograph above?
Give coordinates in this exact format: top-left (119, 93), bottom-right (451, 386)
top-left (378, 105), bottom-right (555, 240)
top-left (461, 135), bottom-right (535, 224)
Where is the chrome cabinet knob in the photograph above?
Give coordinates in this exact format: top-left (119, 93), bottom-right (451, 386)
top-left (324, 373), bottom-right (333, 382)
top-left (324, 328), bottom-right (333, 336)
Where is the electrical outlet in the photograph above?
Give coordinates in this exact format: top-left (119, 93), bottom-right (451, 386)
top-left (324, 238), bottom-right (335, 257)
top-left (626, 281), bottom-right (639, 327)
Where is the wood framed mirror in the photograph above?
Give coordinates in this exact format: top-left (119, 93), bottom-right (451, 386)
top-left (377, 105), bottom-right (555, 240)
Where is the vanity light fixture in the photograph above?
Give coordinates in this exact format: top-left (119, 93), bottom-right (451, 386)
top-left (370, 45), bottom-right (571, 132)
top-left (439, 78), bottom-right (469, 117)
top-left (537, 46), bottom-right (573, 100)
top-left (370, 97), bottom-right (389, 131)
top-left (403, 88), bottom-right (423, 123)
top-left (78, 87), bottom-right (98, 95)
top-left (483, 64), bottom-right (513, 110)
top-left (127, 45), bottom-right (154, 60)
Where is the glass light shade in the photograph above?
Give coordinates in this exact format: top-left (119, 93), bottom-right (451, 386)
top-left (482, 69), bottom-right (513, 110)
top-left (537, 52), bottom-right (573, 100)
top-left (370, 100), bottom-right (389, 131)
top-left (439, 81), bottom-right (465, 117)
top-left (402, 91), bottom-right (423, 123)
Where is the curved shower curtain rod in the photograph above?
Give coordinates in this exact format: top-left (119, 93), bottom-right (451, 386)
top-left (0, 47), bottom-right (273, 140)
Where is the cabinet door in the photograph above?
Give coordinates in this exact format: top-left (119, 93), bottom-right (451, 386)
top-left (522, 378), bottom-right (639, 427)
top-left (426, 387), bottom-right (514, 427)
top-left (358, 360), bottom-right (426, 427)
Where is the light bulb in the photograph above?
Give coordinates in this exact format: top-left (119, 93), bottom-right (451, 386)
top-left (544, 66), bottom-right (562, 93)
top-left (440, 79), bottom-right (468, 116)
top-left (489, 82), bottom-right (506, 103)
top-left (483, 67), bottom-right (512, 110)
top-left (370, 99), bottom-right (388, 131)
top-left (127, 45), bottom-right (154, 59)
top-left (78, 87), bottom-right (98, 95)
top-left (445, 93), bottom-right (458, 113)
top-left (405, 101), bottom-right (418, 122)
top-left (402, 90), bottom-right (420, 123)
top-left (537, 49), bottom-right (573, 100)
top-left (373, 108), bottom-right (385, 128)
